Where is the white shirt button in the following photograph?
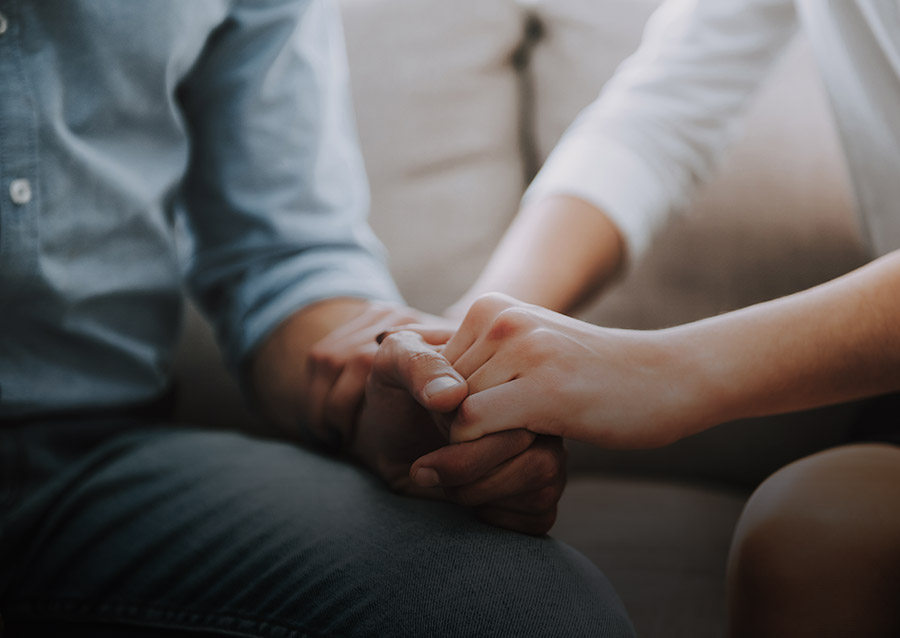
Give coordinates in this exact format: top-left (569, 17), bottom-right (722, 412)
top-left (0, 12), bottom-right (8, 36)
top-left (10, 179), bottom-right (33, 205)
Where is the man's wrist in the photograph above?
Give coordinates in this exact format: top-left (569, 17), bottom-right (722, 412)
top-left (247, 297), bottom-right (376, 438)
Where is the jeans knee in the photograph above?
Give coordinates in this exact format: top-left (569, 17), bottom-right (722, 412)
top-left (420, 537), bottom-right (635, 638)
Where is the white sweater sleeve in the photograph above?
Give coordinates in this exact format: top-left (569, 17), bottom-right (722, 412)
top-left (524, 0), bottom-right (799, 262)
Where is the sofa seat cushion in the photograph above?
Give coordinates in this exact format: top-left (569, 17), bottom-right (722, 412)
top-left (554, 475), bottom-right (748, 638)
top-left (564, 401), bottom-right (862, 489)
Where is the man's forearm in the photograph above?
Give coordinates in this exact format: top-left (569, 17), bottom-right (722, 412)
top-left (446, 195), bottom-right (625, 319)
top-left (670, 249), bottom-right (900, 432)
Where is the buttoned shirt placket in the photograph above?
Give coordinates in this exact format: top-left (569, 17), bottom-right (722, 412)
top-left (0, 3), bottom-right (40, 299)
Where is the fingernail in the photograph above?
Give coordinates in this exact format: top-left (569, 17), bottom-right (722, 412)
top-left (424, 375), bottom-right (462, 398)
top-left (413, 467), bottom-right (440, 487)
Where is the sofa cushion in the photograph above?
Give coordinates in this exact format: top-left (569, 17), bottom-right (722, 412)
top-left (554, 475), bottom-right (748, 638)
top-left (339, 0), bottom-right (528, 314)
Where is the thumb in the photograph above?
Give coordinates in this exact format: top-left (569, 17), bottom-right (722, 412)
top-left (377, 323), bottom-right (456, 348)
top-left (371, 329), bottom-right (467, 414)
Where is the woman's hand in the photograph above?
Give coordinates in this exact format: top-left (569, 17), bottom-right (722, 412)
top-left (429, 293), bottom-right (706, 449)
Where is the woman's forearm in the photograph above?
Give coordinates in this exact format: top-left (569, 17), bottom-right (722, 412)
top-left (446, 195), bottom-right (625, 319)
top-left (672, 249), bottom-right (900, 431)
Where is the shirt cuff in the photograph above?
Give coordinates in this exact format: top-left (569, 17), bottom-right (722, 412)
top-left (219, 248), bottom-right (403, 371)
top-left (523, 131), bottom-right (675, 266)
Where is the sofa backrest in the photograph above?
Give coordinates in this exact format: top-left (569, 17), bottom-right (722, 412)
top-left (347, 0), bottom-right (870, 323)
top-left (340, 0), bottom-right (528, 314)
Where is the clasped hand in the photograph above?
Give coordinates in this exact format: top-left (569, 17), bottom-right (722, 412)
top-left (304, 302), bottom-right (567, 536)
top-left (402, 293), bottom-right (693, 450)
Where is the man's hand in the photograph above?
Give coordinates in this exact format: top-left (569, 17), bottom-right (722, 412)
top-left (411, 432), bottom-right (567, 536)
top-left (250, 299), bottom-right (446, 446)
top-left (353, 330), bottom-right (567, 535)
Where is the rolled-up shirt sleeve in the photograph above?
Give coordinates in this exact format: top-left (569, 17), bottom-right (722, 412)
top-left (524, 0), bottom-right (799, 263)
top-left (176, 0), bottom-right (401, 370)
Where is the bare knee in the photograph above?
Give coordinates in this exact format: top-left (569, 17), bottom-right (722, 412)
top-left (727, 444), bottom-right (900, 638)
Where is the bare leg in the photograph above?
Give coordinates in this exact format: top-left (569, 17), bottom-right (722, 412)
top-left (727, 443), bottom-right (900, 638)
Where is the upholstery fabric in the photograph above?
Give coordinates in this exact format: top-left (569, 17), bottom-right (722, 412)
top-left (521, 0), bottom-right (663, 170)
top-left (554, 476), bottom-right (747, 638)
top-left (339, 0), bottom-right (527, 313)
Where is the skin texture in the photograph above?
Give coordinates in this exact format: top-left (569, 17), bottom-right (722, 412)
top-left (249, 298), bottom-right (566, 535)
top-left (437, 192), bottom-right (900, 631)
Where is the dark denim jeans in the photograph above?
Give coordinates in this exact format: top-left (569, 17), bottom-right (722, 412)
top-left (0, 417), bottom-right (634, 638)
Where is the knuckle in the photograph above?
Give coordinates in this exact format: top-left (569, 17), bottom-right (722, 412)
top-left (405, 347), bottom-right (440, 367)
top-left (468, 292), bottom-right (517, 321)
top-left (487, 307), bottom-right (535, 341)
top-left (377, 330), bottom-right (406, 351)
top-left (372, 331), bottom-right (428, 372)
top-left (455, 397), bottom-right (478, 428)
top-left (530, 447), bottom-right (562, 485)
top-left (309, 343), bottom-right (340, 372)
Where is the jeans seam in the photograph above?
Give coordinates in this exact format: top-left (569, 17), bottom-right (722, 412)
top-left (3, 597), bottom-right (343, 638)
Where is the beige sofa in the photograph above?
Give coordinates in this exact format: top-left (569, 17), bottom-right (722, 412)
top-left (174, 1), bottom-right (875, 636)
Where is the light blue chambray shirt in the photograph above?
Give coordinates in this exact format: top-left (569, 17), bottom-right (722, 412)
top-left (0, 0), bottom-right (402, 418)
